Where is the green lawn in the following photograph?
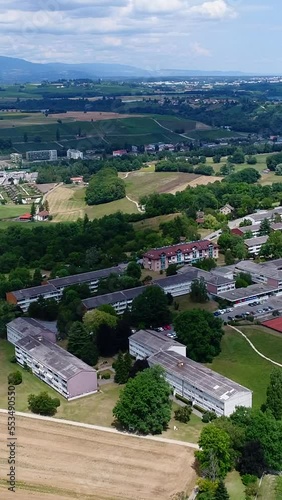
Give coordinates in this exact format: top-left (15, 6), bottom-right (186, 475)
top-left (207, 327), bottom-right (282, 409)
top-left (275, 476), bottom-right (282, 500)
top-left (240, 325), bottom-right (282, 365)
top-left (163, 403), bottom-right (204, 443)
top-left (0, 204), bottom-right (32, 219)
top-left (225, 471), bottom-right (245, 500)
top-left (257, 475), bottom-right (277, 500)
top-left (172, 294), bottom-right (218, 314)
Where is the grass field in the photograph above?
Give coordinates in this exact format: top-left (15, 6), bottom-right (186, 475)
top-left (134, 213), bottom-right (182, 231)
top-left (172, 294), bottom-right (218, 314)
top-left (207, 326), bottom-right (282, 408)
top-left (0, 204), bottom-right (32, 219)
top-left (122, 170), bottom-right (200, 199)
top-left (0, 414), bottom-right (197, 500)
top-left (275, 477), bottom-right (282, 500)
top-left (225, 471), bottom-right (245, 500)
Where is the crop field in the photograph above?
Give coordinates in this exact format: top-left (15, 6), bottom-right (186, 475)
top-left (207, 326), bottom-right (282, 408)
top-left (0, 414), bottom-right (196, 500)
top-left (122, 171), bottom-right (200, 198)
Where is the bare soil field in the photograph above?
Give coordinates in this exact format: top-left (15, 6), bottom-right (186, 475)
top-left (0, 414), bottom-right (196, 500)
top-left (187, 175), bottom-right (223, 187)
top-left (51, 111), bottom-right (143, 121)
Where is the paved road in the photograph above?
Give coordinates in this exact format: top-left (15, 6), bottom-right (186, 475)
top-left (0, 409), bottom-right (199, 449)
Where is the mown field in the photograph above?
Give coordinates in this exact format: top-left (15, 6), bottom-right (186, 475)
top-left (207, 326), bottom-right (282, 409)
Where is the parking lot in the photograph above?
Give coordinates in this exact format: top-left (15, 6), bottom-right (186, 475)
top-left (215, 296), bottom-right (282, 323)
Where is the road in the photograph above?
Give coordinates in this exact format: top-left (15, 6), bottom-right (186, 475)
top-left (0, 409), bottom-right (199, 449)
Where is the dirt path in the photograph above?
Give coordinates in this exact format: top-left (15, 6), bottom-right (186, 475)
top-left (152, 118), bottom-right (195, 140)
top-left (228, 325), bottom-right (282, 368)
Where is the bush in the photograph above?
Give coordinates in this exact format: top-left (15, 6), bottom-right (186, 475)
top-left (8, 371), bottom-right (22, 385)
top-left (202, 411), bottom-right (217, 423)
top-left (174, 405), bottom-right (192, 423)
top-left (241, 474), bottom-right (257, 486)
top-left (175, 394), bottom-right (192, 405)
top-left (23, 362), bottom-right (32, 373)
top-left (9, 355), bottom-right (17, 364)
top-left (101, 372), bottom-right (111, 380)
top-left (28, 392), bottom-right (61, 416)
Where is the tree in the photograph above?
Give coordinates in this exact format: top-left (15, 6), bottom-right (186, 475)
top-left (225, 249), bottom-right (235, 266)
top-left (67, 322), bottom-right (98, 366)
top-left (235, 272), bottom-right (252, 289)
top-left (174, 310), bottom-right (224, 362)
top-left (114, 351), bottom-right (132, 384)
top-left (32, 268), bottom-right (43, 286)
top-left (190, 278), bottom-right (209, 303)
top-left (174, 405), bottom-right (192, 423)
top-left (83, 309), bottom-right (118, 334)
top-left (129, 358), bottom-right (149, 379)
top-left (8, 371), bottom-right (22, 385)
top-left (265, 369), bottom-right (282, 420)
top-left (214, 480), bottom-right (230, 500)
top-left (166, 264), bottom-right (178, 276)
top-left (196, 426), bottom-right (232, 479)
top-left (28, 392), bottom-right (60, 416)
top-left (237, 440), bottom-right (267, 477)
top-left (126, 261), bottom-right (141, 280)
top-left (259, 218), bottom-right (271, 236)
top-left (113, 366), bottom-right (171, 434)
top-left (30, 202), bottom-right (36, 219)
top-left (85, 167), bottom-right (126, 205)
top-left (131, 286), bottom-right (171, 328)
top-left (260, 230), bottom-right (282, 258)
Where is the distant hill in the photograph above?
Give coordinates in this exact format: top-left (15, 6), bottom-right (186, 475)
top-left (0, 56), bottom-right (248, 83)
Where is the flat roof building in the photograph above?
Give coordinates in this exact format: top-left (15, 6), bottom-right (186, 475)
top-left (218, 283), bottom-right (277, 306)
top-left (7, 317), bottom-right (56, 345)
top-left (83, 286), bottom-right (147, 314)
top-left (15, 334), bottom-right (97, 400)
top-left (129, 329), bottom-right (186, 359)
top-left (244, 235), bottom-right (268, 255)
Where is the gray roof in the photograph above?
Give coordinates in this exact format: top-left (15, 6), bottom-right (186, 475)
top-left (15, 334), bottom-right (96, 380)
top-left (130, 329), bottom-right (184, 354)
top-left (154, 272), bottom-right (197, 288)
top-left (218, 283), bottom-right (277, 302)
top-left (237, 224), bottom-right (261, 234)
top-left (149, 350), bottom-right (251, 402)
top-left (271, 222), bottom-right (282, 231)
top-left (12, 284), bottom-right (57, 301)
top-left (197, 269), bottom-right (235, 286)
top-left (49, 265), bottom-right (125, 288)
top-left (244, 235), bottom-right (268, 247)
top-left (248, 207), bottom-right (282, 223)
top-left (7, 317), bottom-right (56, 344)
top-left (211, 265), bottom-right (236, 279)
top-left (82, 286), bottom-right (147, 310)
top-left (235, 259), bottom-right (282, 281)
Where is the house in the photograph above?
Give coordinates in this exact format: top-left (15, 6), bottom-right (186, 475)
top-left (196, 211), bottom-right (205, 224)
top-left (67, 149), bottom-right (83, 160)
top-left (219, 204), bottom-right (234, 215)
top-left (14, 335), bottom-right (97, 400)
top-left (143, 240), bottom-right (218, 271)
top-left (112, 150), bottom-right (127, 157)
top-left (70, 176), bottom-right (83, 184)
top-left (244, 235), bottom-right (268, 255)
top-left (34, 210), bottom-right (49, 222)
top-left (19, 213), bottom-right (32, 222)
top-left (129, 330), bottom-right (252, 417)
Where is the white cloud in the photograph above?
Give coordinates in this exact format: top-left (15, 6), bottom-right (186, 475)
top-left (190, 42), bottom-right (211, 57)
top-left (189, 0), bottom-right (237, 19)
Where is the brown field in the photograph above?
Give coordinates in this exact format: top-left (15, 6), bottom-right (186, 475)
top-left (0, 414), bottom-right (196, 500)
top-left (51, 111), bottom-right (143, 121)
top-left (187, 175), bottom-right (223, 187)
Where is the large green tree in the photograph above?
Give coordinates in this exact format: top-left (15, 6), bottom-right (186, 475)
top-left (28, 392), bottom-right (60, 416)
top-left (83, 309), bottom-right (118, 333)
top-left (190, 278), bottom-right (209, 303)
top-left (265, 369), bottom-right (282, 420)
top-left (113, 366), bottom-right (171, 434)
top-left (196, 426), bottom-right (232, 479)
top-left (85, 167), bottom-right (125, 205)
top-left (174, 309), bottom-right (224, 362)
top-left (131, 286), bottom-right (171, 328)
top-left (114, 351), bottom-right (132, 384)
top-left (214, 480), bottom-right (230, 500)
top-left (67, 321), bottom-right (98, 366)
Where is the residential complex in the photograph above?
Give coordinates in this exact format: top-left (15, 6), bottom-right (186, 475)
top-left (67, 149), bottom-right (83, 160)
top-left (83, 286), bottom-right (147, 314)
top-left (143, 240), bottom-right (218, 271)
top-left (129, 329), bottom-right (252, 417)
top-left (7, 318), bottom-right (97, 400)
top-left (26, 150), bottom-right (57, 162)
top-left (10, 153), bottom-right (23, 164)
top-left (244, 235), bottom-right (268, 255)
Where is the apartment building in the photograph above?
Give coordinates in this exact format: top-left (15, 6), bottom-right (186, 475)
top-left (244, 235), bottom-right (268, 255)
top-left (10, 153), bottom-right (23, 164)
top-left (15, 334), bottom-right (97, 400)
top-left (83, 286), bottom-right (147, 314)
top-left (129, 329), bottom-right (186, 359)
top-left (143, 240), bottom-right (218, 271)
top-left (26, 150), bottom-right (57, 162)
top-left (6, 265), bottom-right (126, 311)
top-left (130, 329), bottom-right (252, 417)
top-left (7, 317), bottom-right (56, 345)
top-left (67, 149), bottom-right (83, 160)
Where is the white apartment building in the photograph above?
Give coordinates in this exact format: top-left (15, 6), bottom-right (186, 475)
top-left (7, 317), bottom-right (56, 345)
top-left (67, 149), bottom-right (83, 160)
top-left (244, 235), bottom-right (268, 256)
top-left (129, 329), bottom-right (186, 359)
top-left (10, 153), bottom-right (23, 164)
top-left (26, 150), bottom-right (57, 162)
top-left (83, 286), bottom-right (147, 314)
top-left (149, 350), bottom-right (252, 417)
top-left (15, 334), bottom-right (97, 400)
top-left (6, 284), bottom-right (60, 312)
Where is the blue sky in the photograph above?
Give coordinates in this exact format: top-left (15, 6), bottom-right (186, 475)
top-left (0, 0), bottom-right (280, 73)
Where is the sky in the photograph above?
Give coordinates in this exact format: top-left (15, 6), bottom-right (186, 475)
top-left (0, 0), bottom-right (281, 73)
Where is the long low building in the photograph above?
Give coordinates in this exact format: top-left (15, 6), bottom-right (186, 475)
top-left (129, 329), bottom-right (252, 416)
top-left (15, 335), bottom-right (97, 400)
top-left (218, 283), bottom-right (278, 307)
top-left (7, 318), bottom-right (97, 400)
top-left (6, 264), bottom-right (126, 312)
top-left (83, 286), bottom-right (147, 314)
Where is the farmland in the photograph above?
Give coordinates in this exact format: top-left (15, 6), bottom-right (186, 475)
top-left (0, 414), bottom-right (196, 500)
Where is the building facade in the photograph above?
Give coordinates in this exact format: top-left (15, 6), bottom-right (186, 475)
top-left (143, 240), bottom-right (218, 271)
top-left (26, 150), bottom-right (57, 162)
top-left (67, 149), bottom-right (83, 160)
top-left (129, 329), bottom-right (252, 417)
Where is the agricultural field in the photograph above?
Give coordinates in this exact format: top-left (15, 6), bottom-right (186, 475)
top-left (122, 170), bottom-right (200, 198)
top-left (0, 203), bottom-right (32, 219)
top-left (0, 414), bottom-right (196, 500)
top-left (207, 326), bottom-right (282, 409)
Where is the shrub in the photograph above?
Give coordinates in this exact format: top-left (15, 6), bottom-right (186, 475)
top-left (9, 355), bottom-right (17, 364)
top-left (241, 474), bottom-right (257, 486)
top-left (174, 405), bottom-right (192, 423)
top-left (101, 372), bottom-right (111, 380)
top-left (8, 371), bottom-right (22, 385)
top-left (175, 394), bottom-right (192, 405)
top-left (202, 411), bottom-right (217, 423)
top-left (28, 392), bottom-right (60, 416)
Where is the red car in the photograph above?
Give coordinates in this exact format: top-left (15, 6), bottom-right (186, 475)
top-left (163, 325), bottom-right (171, 330)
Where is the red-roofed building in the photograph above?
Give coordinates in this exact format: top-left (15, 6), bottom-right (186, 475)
top-left (112, 150), bottom-right (127, 157)
top-left (19, 213), bottom-right (32, 221)
top-left (143, 240), bottom-right (219, 271)
top-left (70, 176), bottom-right (83, 184)
top-left (34, 211), bottom-right (49, 221)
